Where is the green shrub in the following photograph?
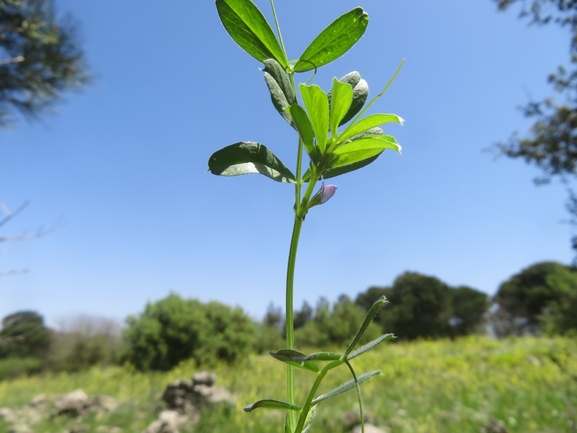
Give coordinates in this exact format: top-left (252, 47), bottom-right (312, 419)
top-left (253, 323), bottom-right (284, 354)
top-left (0, 357), bottom-right (42, 381)
top-left (123, 293), bottom-right (255, 371)
top-left (44, 315), bottom-right (125, 373)
top-left (0, 311), bottom-right (51, 359)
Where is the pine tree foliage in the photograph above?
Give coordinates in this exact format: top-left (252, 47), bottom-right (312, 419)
top-left (493, 0), bottom-right (577, 252)
top-left (0, 0), bottom-right (88, 127)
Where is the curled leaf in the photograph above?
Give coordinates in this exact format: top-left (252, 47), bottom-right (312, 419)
top-left (208, 142), bottom-right (296, 183)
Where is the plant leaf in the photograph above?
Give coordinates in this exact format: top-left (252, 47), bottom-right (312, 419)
top-left (263, 59), bottom-right (296, 105)
top-left (216, 0), bottom-right (287, 67)
top-left (348, 334), bottom-right (395, 360)
top-left (296, 351), bottom-right (341, 362)
top-left (302, 404), bottom-right (318, 433)
top-left (339, 113), bottom-right (403, 143)
top-left (270, 349), bottom-right (320, 373)
top-left (263, 59), bottom-right (296, 126)
top-left (344, 362), bottom-right (366, 433)
top-left (294, 7), bottom-right (369, 73)
top-left (300, 84), bottom-right (329, 153)
top-left (329, 78), bottom-right (353, 137)
top-left (325, 136), bottom-right (400, 177)
top-left (342, 78), bottom-right (369, 126)
top-left (345, 296), bottom-right (389, 356)
top-left (264, 72), bottom-right (292, 125)
top-left (244, 399), bottom-right (302, 413)
top-left (311, 370), bottom-right (381, 405)
top-left (328, 72), bottom-right (369, 126)
top-left (287, 104), bottom-right (317, 160)
top-left (208, 142), bottom-right (295, 183)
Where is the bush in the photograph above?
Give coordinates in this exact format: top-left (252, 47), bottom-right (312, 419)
top-left (0, 357), bottom-right (42, 381)
top-left (0, 311), bottom-right (51, 359)
top-left (123, 293), bottom-right (255, 371)
top-left (45, 315), bottom-right (125, 372)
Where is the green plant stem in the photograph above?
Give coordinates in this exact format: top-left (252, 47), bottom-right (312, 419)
top-left (269, 0), bottom-right (288, 65)
top-left (294, 360), bottom-right (342, 433)
top-left (285, 214), bottom-right (303, 430)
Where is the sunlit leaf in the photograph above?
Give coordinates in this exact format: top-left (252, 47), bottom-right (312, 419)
top-left (342, 78), bottom-right (369, 126)
top-left (339, 114), bottom-right (403, 143)
top-left (327, 135), bottom-right (400, 172)
top-left (216, 0), bottom-right (287, 67)
top-left (287, 104), bottom-right (317, 160)
top-left (244, 399), bottom-right (302, 413)
top-left (328, 72), bottom-right (369, 126)
top-left (311, 370), bottom-right (381, 405)
top-left (300, 84), bottom-right (329, 153)
top-left (294, 8), bottom-right (369, 73)
top-left (208, 142), bottom-right (295, 183)
top-left (329, 78), bottom-right (353, 137)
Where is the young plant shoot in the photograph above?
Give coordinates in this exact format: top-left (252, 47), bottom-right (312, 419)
top-left (208, 1), bottom-right (403, 432)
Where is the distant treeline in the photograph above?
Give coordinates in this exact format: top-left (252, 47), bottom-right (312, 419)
top-left (1, 260), bottom-right (575, 378)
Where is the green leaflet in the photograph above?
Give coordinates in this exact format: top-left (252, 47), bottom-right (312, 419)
top-left (345, 295), bottom-right (389, 356)
top-left (270, 349), bottom-right (320, 373)
top-left (244, 399), bottom-right (302, 413)
top-left (287, 104), bottom-right (317, 161)
top-left (339, 113), bottom-right (404, 143)
top-left (263, 59), bottom-right (296, 126)
top-left (216, 0), bottom-right (287, 67)
top-left (263, 59), bottom-right (296, 105)
top-left (264, 71), bottom-right (293, 125)
top-left (300, 83), bottom-right (329, 153)
top-left (294, 8), bottom-right (369, 73)
top-left (348, 334), bottom-right (395, 360)
top-left (329, 78), bottom-right (353, 137)
top-left (208, 142), bottom-right (295, 183)
top-left (311, 370), bottom-right (381, 405)
top-left (328, 72), bottom-right (369, 126)
top-left (297, 352), bottom-right (341, 362)
top-left (329, 136), bottom-right (401, 170)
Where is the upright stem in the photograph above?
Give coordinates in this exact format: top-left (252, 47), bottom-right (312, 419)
top-left (285, 214), bottom-right (303, 430)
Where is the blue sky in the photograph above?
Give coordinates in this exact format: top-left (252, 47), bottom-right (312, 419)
top-left (0, 0), bottom-right (572, 328)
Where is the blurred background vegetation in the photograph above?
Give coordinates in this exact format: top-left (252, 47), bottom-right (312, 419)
top-left (0, 260), bottom-right (575, 380)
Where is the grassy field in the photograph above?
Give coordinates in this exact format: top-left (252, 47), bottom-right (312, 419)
top-left (0, 336), bottom-right (575, 433)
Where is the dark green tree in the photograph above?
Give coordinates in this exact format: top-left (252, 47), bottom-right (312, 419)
top-left (0, 0), bottom-right (89, 127)
top-left (293, 300), bottom-right (313, 329)
top-left (492, 261), bottom-right (577, 335)
top-left (384, 272), bottom-right (452, 340)
top-left (0, 310), bottom-right (51, 358)
top-left (449, 286), bottom-right (490, 337)
top-left (123, 294), bottom-right (254, 371)
top-left (295, 295), bottom-right (381, 348)
top-left (355, 286), bottom-right (394, 330)
top-left (493, 0), bottom-right (577, 253)
top-left (357, 279), bottom-right (489, 339)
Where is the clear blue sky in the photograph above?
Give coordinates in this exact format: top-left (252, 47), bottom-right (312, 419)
top-left (0, 0), bottom-right (572, 328)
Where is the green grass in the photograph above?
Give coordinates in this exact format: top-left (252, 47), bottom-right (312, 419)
top-left (0, 336), bottom-right (575, 433)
